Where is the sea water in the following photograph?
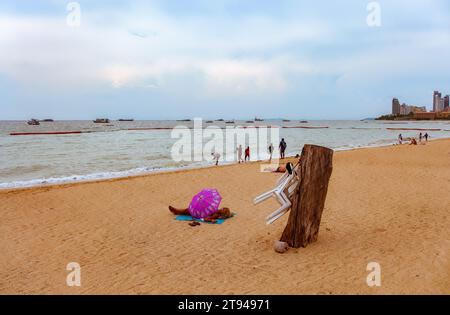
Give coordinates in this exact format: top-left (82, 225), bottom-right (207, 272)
top-left (0, 119), bottom-right (449, 189)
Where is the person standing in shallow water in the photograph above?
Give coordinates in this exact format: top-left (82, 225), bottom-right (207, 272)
top-left (237, 145), bottom-right (244, 163)
top-left (268, 143), bottom-right (274, 162)
top-left (245, 146), bottom-right (250, 162)
top-left (211, 152), bottom-right (221, 166)
top-left (279, 138), bottom-right (287, 159)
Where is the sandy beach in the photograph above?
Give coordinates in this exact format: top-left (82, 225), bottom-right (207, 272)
top-left (0, 139), bottom-right (449, 294)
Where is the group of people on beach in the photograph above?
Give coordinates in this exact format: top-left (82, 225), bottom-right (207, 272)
top-left (212, 139), bottom-right (288, 166)
top-left (236, 145), bottom-right (251, 164)
top-left (268, 139), bottom-right (287, 162)
top-left (398, 132), bottom-right (429, 145)
top-left (174, 138), bottom-right (289, 224)
top-left (211, 145), bottom-right (251, 166)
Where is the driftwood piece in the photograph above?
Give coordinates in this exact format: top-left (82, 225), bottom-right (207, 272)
top-left (280, 145), bottom-right (333, 248)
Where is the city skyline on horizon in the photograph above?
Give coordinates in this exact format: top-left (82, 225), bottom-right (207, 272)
top-left (3, 88), bottom-right (450, 122)
top-left (1, 0), bottom-right (450, 120)
top-left (391, 89), bottom-right (449, 115)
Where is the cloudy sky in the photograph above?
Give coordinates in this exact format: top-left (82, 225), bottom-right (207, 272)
top-left (0, 0), bottom-right (449, 120)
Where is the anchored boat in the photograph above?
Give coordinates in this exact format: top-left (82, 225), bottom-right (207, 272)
top-left (93, 118), bottom-right (110, 123)
top-left (27, 119), bottom-right (40, 126)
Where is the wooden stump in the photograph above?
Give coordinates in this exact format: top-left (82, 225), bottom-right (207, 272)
top-left (280, 145), bottom-right (333, 248)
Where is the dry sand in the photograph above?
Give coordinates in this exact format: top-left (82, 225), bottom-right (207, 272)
top-left (1, 139), bottom-right (449, 294)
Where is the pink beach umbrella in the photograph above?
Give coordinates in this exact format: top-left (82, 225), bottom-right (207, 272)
top-left (188, 188), bottom-right (222, 219)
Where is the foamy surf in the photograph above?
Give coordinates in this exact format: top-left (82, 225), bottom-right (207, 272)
top-left (0, 161), bottom-right (213, 189)
top-left (0, 167), bottom-right (157, 189)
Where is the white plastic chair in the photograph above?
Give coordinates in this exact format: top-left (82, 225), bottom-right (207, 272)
top-left (253, 162), bottom-right (300, 225)
top-left (265, 179), bottom-right (298, 225)
top-left (253, 171), bottom-right (294, 205)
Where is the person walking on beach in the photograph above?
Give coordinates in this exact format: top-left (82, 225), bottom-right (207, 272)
top-left (424, 133), bottom-right (429, 142)
top-left (268, 143), bottom-right (274, 162)
top-left (245, 146), bottom-right (250, 162)
top-left (419, 132), bottom-right (423, 142)
top-left (211, 152), bottom-right (221, 166)
top-left (279, 138), bottom-right (287, 159)
top-left (398, 134), bottom-right (403, 145)
top-left (237, 145), bottom-right (244, 163)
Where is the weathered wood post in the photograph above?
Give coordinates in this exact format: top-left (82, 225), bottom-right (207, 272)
top-left (280, 145), bottom-right (333, 248)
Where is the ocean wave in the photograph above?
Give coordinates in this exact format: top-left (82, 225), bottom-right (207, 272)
top-left (0, 167), bottom-right (157, 189)
top-left (0, 162), bottom-right (207, 189)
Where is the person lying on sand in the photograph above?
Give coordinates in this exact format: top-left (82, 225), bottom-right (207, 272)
top-left (261, 165), bottom-right (286, 173)
top-left (261, 162), bottom-right (295, 173)
top-left (273, 165), bottom-right (287, 173)
top-left (169, 206), bottom-right (234, 224)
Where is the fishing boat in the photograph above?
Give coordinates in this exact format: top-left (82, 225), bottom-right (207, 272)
top-left (27, 119), bottom-right (40, 126)
top-left (282, 119), bottom-right (291, 122)
top-left (215, 119), bottom-right (225, 122)
top-left (41, 119), bottom-right (54, 122)
top-left (176, 119), bottom-right (191, 122)
top-left (118, 119), bottom-right (134, 122)
top-left (255, 117), bottom-right (264, 122)
top-left (206, 120), bottom-right (214, 123)
top-left (225, 120), bottom-right (235, 124)
top-left (93, 118), bottom-right (110, 123)
top-left (246, 120), bottom-right (254, 123)
top-left (300, 120), bottom-right (308, 123)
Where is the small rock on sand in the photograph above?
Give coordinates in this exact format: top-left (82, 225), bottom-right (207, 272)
top-left (274, 241), bottom-right (289, 254)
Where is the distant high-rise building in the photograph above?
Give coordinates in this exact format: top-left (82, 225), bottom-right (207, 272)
top-left (444, 95), bottom-right (449, 109)
top-left (392, 98), bottom-right (401, 115)
top-left (438, 98), bottom-right (445, 112)
top-left (433, 91), bottom-right (438, 111)
top-left (392, 98), bottom-right (426, 116)
top-left (433, 91), bottom-right (443, 112)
